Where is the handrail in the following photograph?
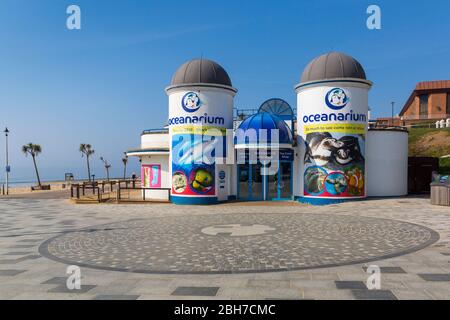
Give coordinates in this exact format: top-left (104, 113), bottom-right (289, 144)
top-left (400, 114), bottom-right (450, 121)
top-left (70, 179), bottom-right (171, 203)
top-left (368, 124), bottom-right (408, 131)
top-left (142, 129), bottom-right (169, 135)
top-left (117, 186), bottom-right (171, 202)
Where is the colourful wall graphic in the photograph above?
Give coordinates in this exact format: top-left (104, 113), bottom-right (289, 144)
top-left (303, 132), bottom-right (365, 198)
top-left (171, 134), bottom-right (216, 196)
top-left (141, 164), bottom-right (161, 188)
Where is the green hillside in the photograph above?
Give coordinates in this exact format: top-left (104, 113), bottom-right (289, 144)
top-left (409, 127), bottom-right (450, 174)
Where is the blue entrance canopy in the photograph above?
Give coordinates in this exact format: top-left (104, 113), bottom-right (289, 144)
top-left (235, 112), bottom-right (293, 146)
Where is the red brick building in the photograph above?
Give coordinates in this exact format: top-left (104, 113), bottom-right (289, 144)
top-left (376, 80), bottom-right (450, 126)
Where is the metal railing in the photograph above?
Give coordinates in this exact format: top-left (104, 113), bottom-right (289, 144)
top-left (142, 128), bottom-right (169, 135)
top-left (70, 180), bottom-right (135, 202)
top-left (400, 114), bottom-right (450, 121)
top-left (368, 123), bottom-right (409, 131)
top-left (70, 183), bottom-right (104, 202)
top-left (116, 186), bottom-right (171, 203)
top-left (70, 179), bottom-right (171, 203)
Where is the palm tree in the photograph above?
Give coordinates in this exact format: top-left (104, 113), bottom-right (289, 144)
top-left (22, 143), bottom-right (42, 188)
top-left (100, 157), bottom-right (111, 181)
top-left (79, 144), bottom-right (95, 181)
top-left (122, 153), bottom-right (128, 179)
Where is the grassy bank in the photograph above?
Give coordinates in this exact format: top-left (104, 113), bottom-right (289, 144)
top-left (408, 127), bottom-right (450, 174)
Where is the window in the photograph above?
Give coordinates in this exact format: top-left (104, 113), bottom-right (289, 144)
top-left (419, 95), bottom-right (428, 117)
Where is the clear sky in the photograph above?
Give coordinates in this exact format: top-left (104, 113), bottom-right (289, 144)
top-left (1, 0), bottom-right (450, 182)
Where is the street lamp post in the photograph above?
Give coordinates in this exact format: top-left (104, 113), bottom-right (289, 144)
top-left (122, 152), bottom-right (128, 180)
top-left (4, 127), bottom-right (10, 195)
top-left (391, 101), bottom-right (395, 125)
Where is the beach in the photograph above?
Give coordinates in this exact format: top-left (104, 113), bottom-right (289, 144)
top-left (1, 181), bottom-right (70, 195)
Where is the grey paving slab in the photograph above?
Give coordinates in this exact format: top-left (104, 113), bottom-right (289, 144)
top-left (41, 277), bottom-right (68, 285)
top-left (171, 287), bottom-right (220, 297)
top-left (0, 259), bottom-right (21, 264)
top-left (418, 274), bottom-right (450, 281)
top-left (9, 245), bottom-right (36, 248)
top-left (3, 252), bottom-right (33, 256)
top-left (0, 270), bottom-right (26, 276)
top-left (23, 255), bottom-right (41, 260)
top-left (47, 284), bottom-right (96, 294)
top-left (247, 280), bottom-right (290, 288)
top-left (0, 255), bottom-right (41, 264)
top-left (219, 287), bottom-right (303, 300)
top-left (351, 289), bottom-right (397, 300)
top-left (290, 280), bottom-right (336, 289)
top-left (335, 281), bottom-right (367, 290)
top-left (363, 266), bottom-right (406, 274)
top-left (17, 239), bottom-right (42, 243)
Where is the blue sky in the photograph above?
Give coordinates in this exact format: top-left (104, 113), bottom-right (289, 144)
top-left (1, 0), bottom-right (450, 182)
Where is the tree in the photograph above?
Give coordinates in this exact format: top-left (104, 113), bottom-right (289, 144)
top-left (22, 143), bottom-right (42, 188)
top-left (100, 157), bottom-right (111, 181)
top-left (122, 153), bottom-right (128, 179)
top-left (79, 144), bottom-right (95, 181)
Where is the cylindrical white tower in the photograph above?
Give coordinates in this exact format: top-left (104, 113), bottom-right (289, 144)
top-left (166, 59), bottom-right (237, 205)
top-left (295, 52), bottom-right (373, 205)
top-left (366, 129), bottom-right (408, 197)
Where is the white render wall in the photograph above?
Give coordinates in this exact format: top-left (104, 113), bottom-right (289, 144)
top-left (141, 154), bottom-right (170, 200)
top-left (366, 130), bottom-right (408, 197)
top-left (141, 132), bottom-right (169, 150)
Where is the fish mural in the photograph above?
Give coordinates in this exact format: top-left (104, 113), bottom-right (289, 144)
top-left (304, 132), bottom-right (365, 197)
top-left (172, 134), bottom-right (216, 196)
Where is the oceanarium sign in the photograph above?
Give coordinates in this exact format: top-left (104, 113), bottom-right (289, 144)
top-left (168, 91), bottom-right (225, 126)
top-left (302, 88), bottom-right (366, 124)
top-left (168, 113), bottom-right (225, 126)
top-left (302, 109), bottom-right (367, 124)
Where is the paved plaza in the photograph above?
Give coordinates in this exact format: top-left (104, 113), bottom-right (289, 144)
top-left (1, 195), bottom-right (450, 300)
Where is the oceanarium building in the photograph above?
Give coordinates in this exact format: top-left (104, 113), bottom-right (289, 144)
top-left (127, 53), bottom-right (409, 205)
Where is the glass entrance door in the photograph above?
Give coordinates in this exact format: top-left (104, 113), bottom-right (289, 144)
top-left (238, 163), bottom-right (263, 201)
top-left (279, 162), bottom-right (292, 199)
top-left (267, 165), bottom-right (279, 200)
top-left (238, 164), bottom-right (249, 200)
top-left (267, 161), bottom-right (292, 200)
top-left (238, 162), bottom-right (292, 201)
top-left (250, 163), bottom-right (264, 200)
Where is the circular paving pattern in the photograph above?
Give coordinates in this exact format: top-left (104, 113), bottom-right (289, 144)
top-left (201, 224), bottom-right (276, 236)
top-left (39, 213), bottom-right (439, 274)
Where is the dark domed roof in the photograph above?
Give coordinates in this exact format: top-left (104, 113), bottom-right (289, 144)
top-left (235, 113), bottom-right (293, 145)
top-left (300, 52), bottom-right (366, 84)
top-left (168, 58), bottom-right (235, 91)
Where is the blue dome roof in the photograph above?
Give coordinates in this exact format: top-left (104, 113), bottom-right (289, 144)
top-left (235, 112), bottom-right (293, 145)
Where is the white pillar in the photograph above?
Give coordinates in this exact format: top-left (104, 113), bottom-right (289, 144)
top-left (166, 87), bottom-right (236, 205)
top-left (295, 81), bottom-right (372, 203)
